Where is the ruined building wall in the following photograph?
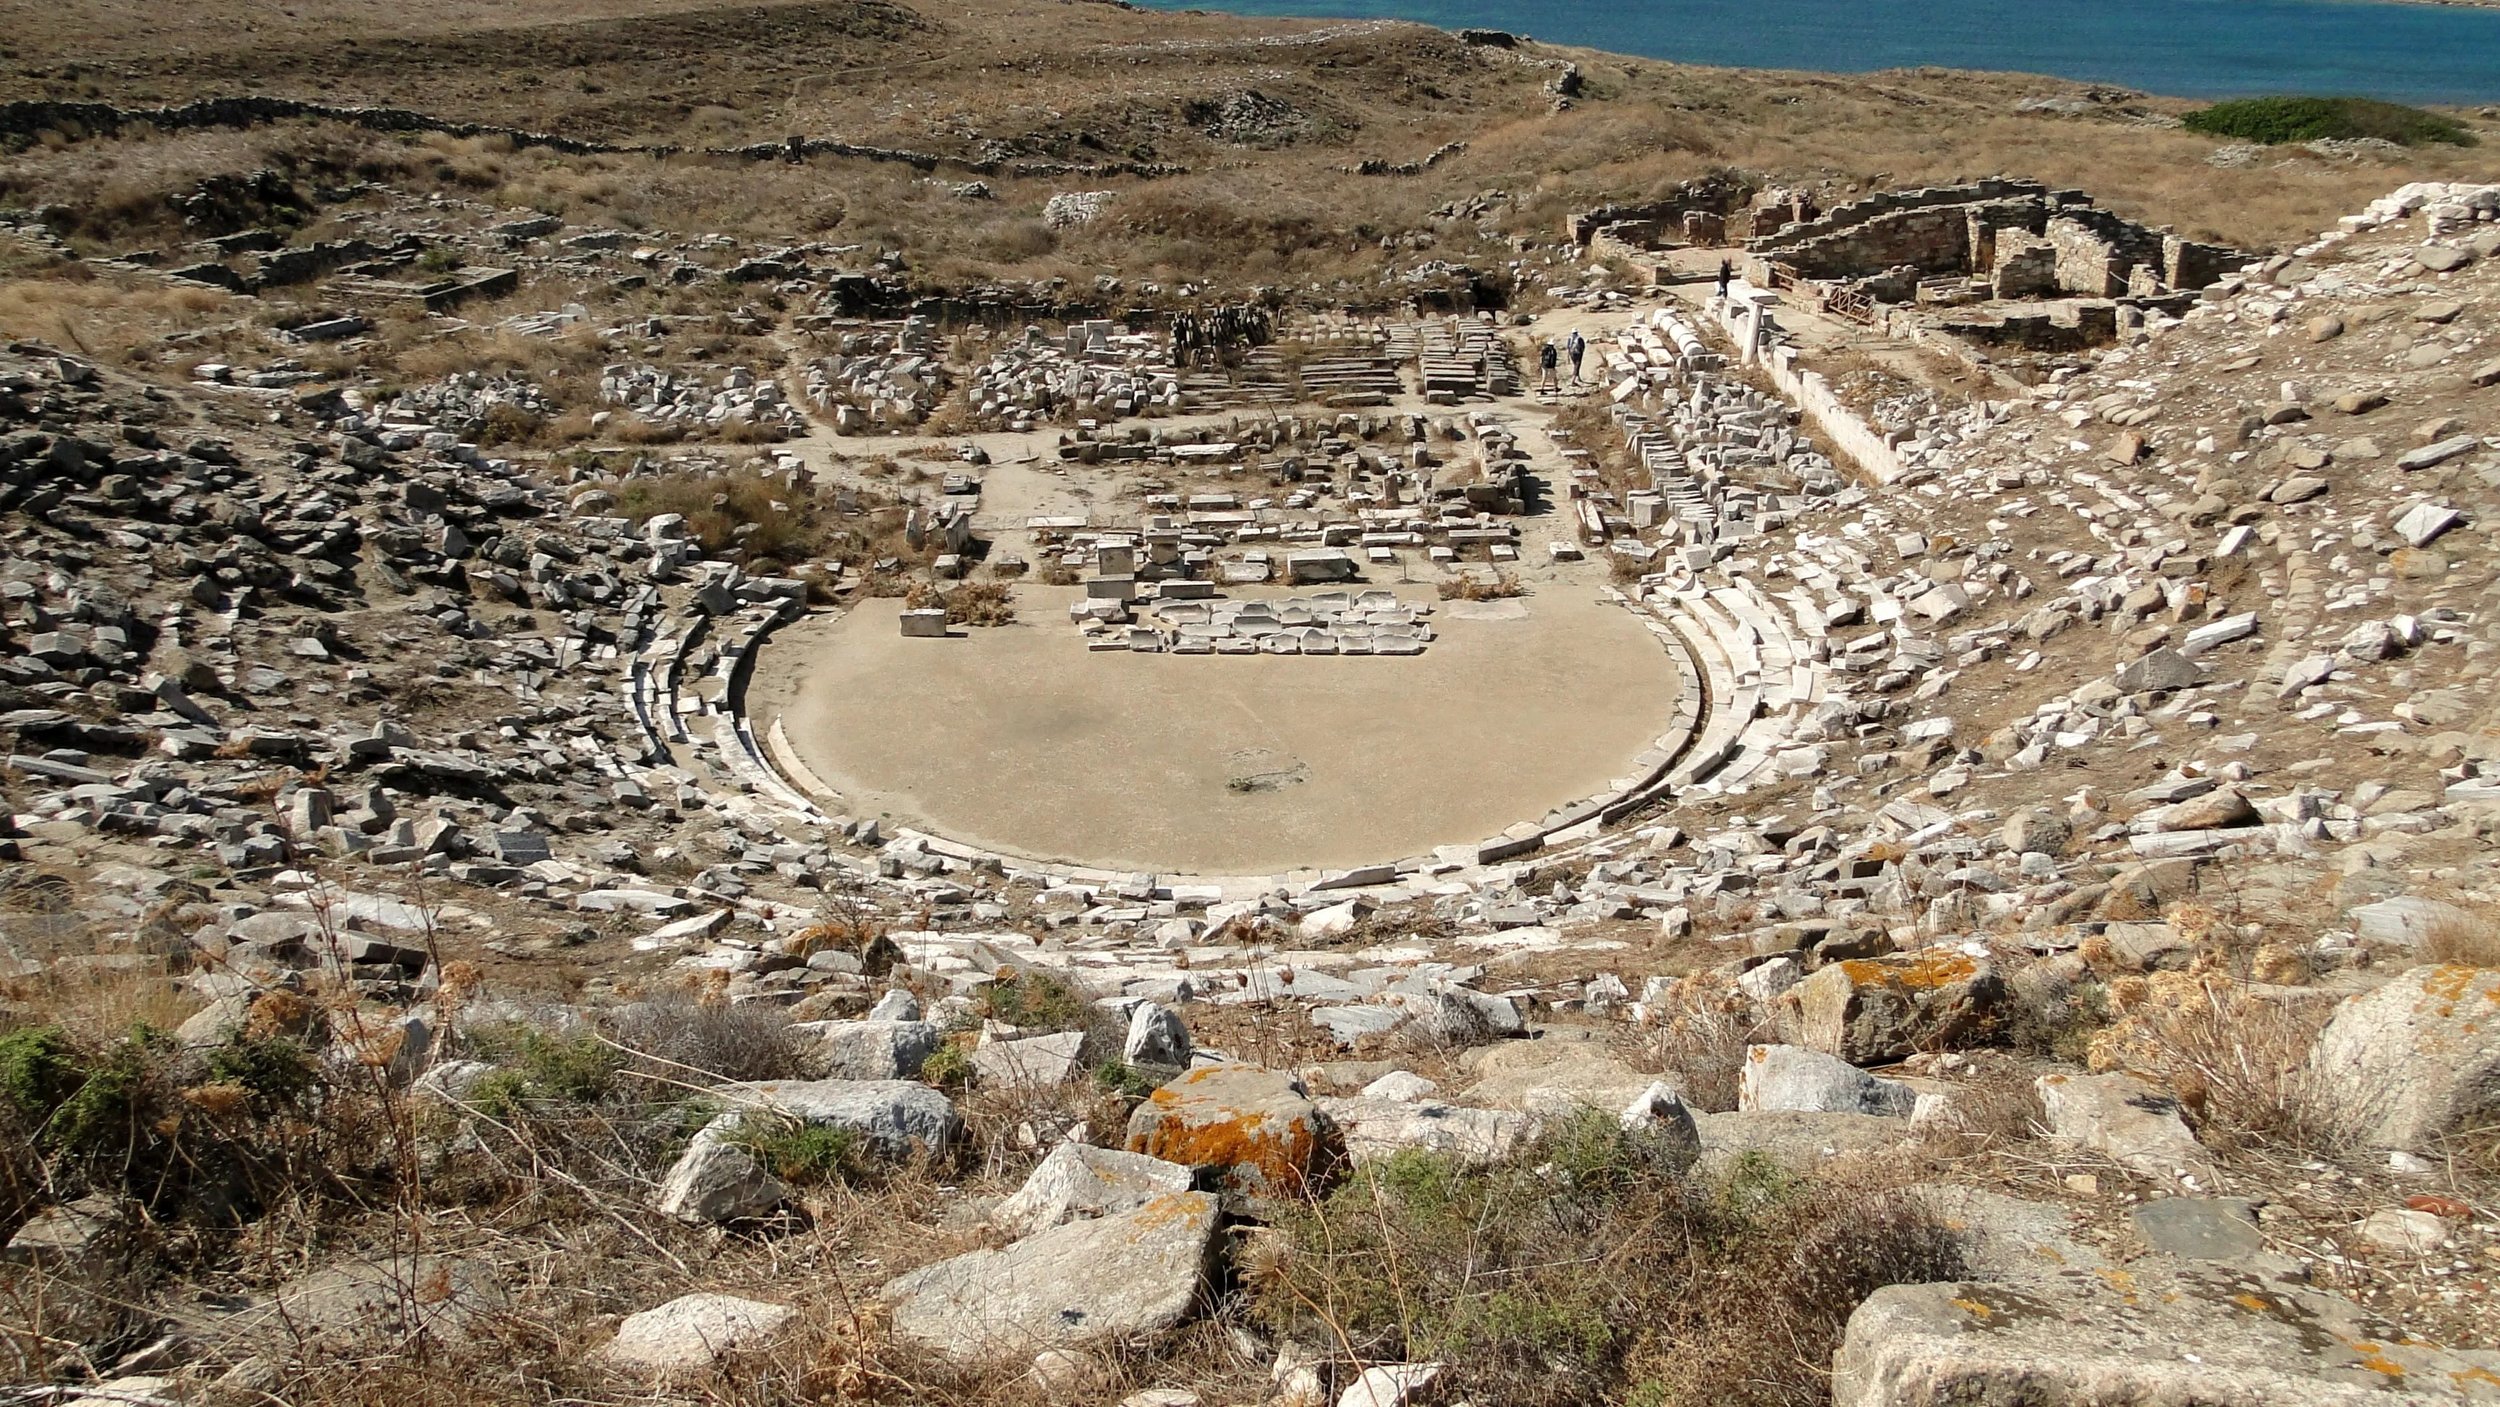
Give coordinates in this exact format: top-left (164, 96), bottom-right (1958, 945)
top-left (2043, 207), bottom-right (2172, 296)
top-left (1749, 179), bottom-right (2050, 256)
top-left (2046, 217), bottom-right (2127, 298)
top-left (1757, 194), bottom-right (2051, 282)
top-left (2165, 236), bottom-right (2256, 292)
top-left (1765, 207), bottom-right (1971, 279)
top-left (1991, 235), bottom-right (2062, 300)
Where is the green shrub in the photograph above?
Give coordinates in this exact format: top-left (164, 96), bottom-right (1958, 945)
top-left (0, 1023), bottom-right (381, 1222)
top-left (978, 968), bottom-right (1091, 1034)
top-left (514, 1032), bottom-right (620, 1101)
top-left (1255, 1111), bottom-right (1692, 1404)
top-left (2181, 96), bottom-right (2472, 147)
top-left (204, 1036), bottom-right (318, 1110)
top-left (464, 1068), bottom-right (533, 1123)
top-left (920, 1041), bottom-right (974, 1091)
top-left (1713, 1148), bottom-right (1799, 1222)
top-left (735, 1120), bottom-right (862, 1186)
top-left (465, 1031), bottom-right (621, 1118)
top-left (1091, 1059), bottom-right (1156, 1099)
top-left (0, 1025), bottom-right (85, 1125)
top-left (42, 1030), bottom-right (160, 1162)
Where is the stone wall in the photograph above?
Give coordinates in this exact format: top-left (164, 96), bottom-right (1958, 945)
top-left (0, 98), bottom-right (1183, 180)
top-left (1991, 235), bottom-right (2061, 300)
top-left (2046, 217), bottom-right (2125, 298)
top-left (2165, 235), bottom-right (2254, 292)
top-left (1709, 292), bottom-right (1908, 484)
top-left (1749, 179), bottom-right (2050, 257)
top-left (1754, 197), bottom-right (2047, 282)
top-left (1748, 179), bottom-right (2254, 298)
top-left (1942, 301), bottom-right (2120, 352)
top-left (1563, 174), bottom-right (1757, 246)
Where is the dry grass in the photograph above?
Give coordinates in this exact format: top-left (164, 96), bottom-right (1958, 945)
top-left (2424, 912), bottom-right (2500, 968)
top-left (0, 263), bottom-right (237, 366)
top-left (387, 324), bottom-right (607, 385)
top-left (1252, 1109), bottom-right (1964, 1407)
top-left (1436, 570), bottom-right (1526, 602)
top-left (1645, 979), bottom-right (1772, 1113)
top-left (606, 989), bottom-right (800, 1084)
top-left (1, 0), bottom-right (2485, 308)
top-left (613, 469), bottom-right (853, 568)
top-left (904, 579), bottom-right (1017, 627)
top-left (1325, 901), bottom-right (1456, 950)
top-left (7, 963), bottom-right (203, 1041)
top-left (2086, 972), bottom-right (2336, 1153)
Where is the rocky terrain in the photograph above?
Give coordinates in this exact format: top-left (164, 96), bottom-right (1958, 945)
top-left (1, 2), bottom-right (2499, 1406)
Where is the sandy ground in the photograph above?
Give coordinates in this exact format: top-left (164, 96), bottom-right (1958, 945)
top-left (751, 579), bottom-right (1684, 876)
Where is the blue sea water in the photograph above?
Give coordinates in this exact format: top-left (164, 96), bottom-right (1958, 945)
top-left (1129, 0), bottom-right (2500, 103)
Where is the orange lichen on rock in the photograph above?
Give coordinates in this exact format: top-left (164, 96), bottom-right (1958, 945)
top-left (1125, 1065), bottom-right (1336, 1200)
top-left (1837, 951), bottom-right (1980, 992)
top-left (1795, 949), bottom-right (2009, 1063)
top-left (2346, 1340), bottom-right (2411, 1380)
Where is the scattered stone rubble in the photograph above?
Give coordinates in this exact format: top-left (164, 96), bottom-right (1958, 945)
top-left (963, 320), bottom-right (1206, 427)
top-left (804, 317), bottom-right (949, 431)
top-left (1078, 588), bottom-right (1436, 656)
top-left (599, 362), bottom-right (807, 438)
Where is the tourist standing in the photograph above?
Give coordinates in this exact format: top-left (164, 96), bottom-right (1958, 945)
top-left (1537, 339), bottom-right (1559, 393)
top-left (1566, 328), bottom-right (1587, 384)
top-left (1716, 258), bottom-right (1734, 300)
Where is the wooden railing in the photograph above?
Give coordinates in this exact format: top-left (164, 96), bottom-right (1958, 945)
top-left (1822, 284), bottom-right (1876, 325)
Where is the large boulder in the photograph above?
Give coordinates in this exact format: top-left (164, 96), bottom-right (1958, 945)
top-left (1455, 1036), bottom-right (1654, 1114)
top-left (2, 1194), bottom-right (133, 1267)
top-left (2114, 647), bottom-right (2208, 695)
top-left (734, 1079), bottom-right (962, 1156)
top-left (205, 1254), bottom-right (506, 1355)
top-left (601, 1293), bottom-right (795, 1379)
top-left (880, 1191), bottom-right (1219, 1357)
top-left (654, 1133), bottom-right (790, 1224)
top-left (2035, 1071), bottom-right (2215, 1189)
top-left (1316, 1096), bottom-right (1536, 1166)
top-left (1913, 1185), bottom-right (2107, 1283)
top-left (1390, 982), bottom-right (1525, 1045)
top-left (1123, 1002), bottom-right (1193, 1067)
top-left (1788, 952), bottom-right (2008, 1064)
top-left (656, 1079), bottom-right (962, 1223)
top-left (993, 1143), bottom-right (1195, 1237)
top-left (2308, 964), bottom-right (2500, 1151)
top-left (2345, 898), bottom-right (2478, 949)
top-left (788, 1019), bottom-right (941, 1080)
top-left (1833, 1263), bottom-right (2500, 1406)
top-left (1739, 1044), bottom-right (1917, 1117)
top-left (1337, 1362), bottom-right (1445, 1407)
top-left (2000, 807), bottom-right (2071, 857)
top-left (1617, 1082), bottom-right (1704, 1177)
top-left (2134, 788), bottom-right (2259, 833)
top-left (1126, 1065), bottom-right (1339, 1202)
top-left (973, 1030), bottom-right (1088, 1091)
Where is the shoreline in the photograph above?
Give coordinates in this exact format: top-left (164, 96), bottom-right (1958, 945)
top-left (1127, 0), bottom-right (2500, 107)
